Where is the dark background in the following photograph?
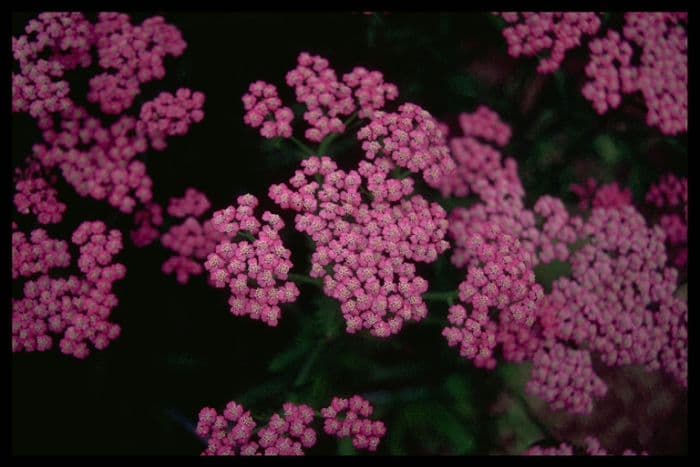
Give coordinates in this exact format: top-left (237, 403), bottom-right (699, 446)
top-left (11, 12), bottom-right (687, 455)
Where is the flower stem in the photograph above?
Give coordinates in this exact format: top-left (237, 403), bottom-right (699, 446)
top-left (423, 290), bottom-right (459, 303)
top-left (294, 340), bottom-right (324, 387)
top-left (288, 272), bottom-right (323, 287)
top-left (290, 136), bottom-right (315, 157)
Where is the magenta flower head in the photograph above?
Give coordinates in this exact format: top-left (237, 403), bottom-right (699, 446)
top-left (583, 13), bottom-right (687, 135)
top-left (321, 395), bottom-right (386, 452)
top-left (196, 400), bottom-right (316, 456)
top-left (270, 156), bottom-right (449, 337)
top-left (242, 81), bottom-right (294, 139)
top-left (570, 178), bottom-right (633, 211)
top-left (204, 194), bottom-right (299, 327)
top-left (243, 51), bottom-right (398, 143)
top-left (12, 221), bottom-right (126, 358)
top-left (646, 173), bottom-right (687, 268)
top-left (160, 188), bottom-right (227, 285)
top-left (357, 102), bottom-right (455, 188)
top-left (438, 106), bottom-right (522, 202)
top-left (442, 228), bottom-right (544, 370)
top-left (12, 12), bottom-right (205, 217)
top-left (548, 206), bottom-right (687, 388)
top-left (496, 12), bottom-right (602, 74)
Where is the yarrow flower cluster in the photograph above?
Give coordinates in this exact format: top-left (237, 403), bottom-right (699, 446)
top-left (496, 12), bottom-right (602, 74)
top-left (160, 189), bottom-right (228, 285)
top-left (204, 194), bottom-right (299, 326)
top-left (440, 106), bottom-right (686, 415)
top-left (646, 174), bottom-right (687, 269)
top-left (89, 12), bottom-right (187, 115)
top-left (321, 395), bottom-right (387, 451)
top-left (196, 401), bottom-right (316, 456)
top-left (357, 102), bottom-right (455, 188)
top-left (548, 207), bottom-right (687, 388)
top-left (13, 173), bottom-right (67, 224)
top-left (242, 81), bottom-right (294, 139)
top-left (570, 178), bottom-right (633, 211)
top-left (12, 221), bottom-right (126, 358)
top-left (269, 156), bottom-right (449, 337)
top-left (442, 228), bottom-right (544, 369)
top-left (136, 88), bottom-right (205, 150)
top-left (526, 341), bottom-right (607, 414)
top-left (588, 12), bottom-right (687, 131)
top-left (525, 436), bottom-right (647, 456)
top-left (12, 11), bottom-right (204, 215)
top-left (496, 11), bottom-right (687, 135)
top-left (242, 51), bottom-right (398, 143)
top-left (195, 395), bottom-right (385, 455)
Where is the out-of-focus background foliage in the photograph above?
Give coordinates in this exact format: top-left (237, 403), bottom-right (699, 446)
top-left (11, 12), bottom-right (687, 455)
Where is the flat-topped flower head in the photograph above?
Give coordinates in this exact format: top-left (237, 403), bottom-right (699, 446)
top-left (496, 12), bottom-right (602, 73)
top-left (357, 103), bottom-right (454, 188)
top-left (12, 221), bottom-right (126, 358)
top-left (270, 156), bottom-right (448, 337)
top-left (204, 194), bottom-right (299, 327)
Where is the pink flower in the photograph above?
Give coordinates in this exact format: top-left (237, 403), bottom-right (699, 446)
top-left (204, 194), bottom-right (299, 326)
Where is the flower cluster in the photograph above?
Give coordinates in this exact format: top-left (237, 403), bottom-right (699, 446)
top-left (342, 66), bottom-right (399, 119)
top-left (12, 12), bottom-right (93, 119)
top-left (160, 189), bottom-right (228, 285)
top-left (357, 103), bottom-right (455, 188)
top-left (525, 436), bottom-right (647, 456)
top-left (89, 12), bottom-right (187, 114)
top-left (195, 395), bottom-right (385, 456)
top-left (548, 206), bottom-right (687, 388)
top-left (167, 187), bottom-right (212, 218)
top-left (570, 178), bottom-right (633, 211)
top-left (12, 228), bottom-right (71, 279)
top-left (446, 112), bottom-right (582, 269)
top-left (196, 401), bottom-right (316, 456)
top-left (442, 228), bottom-right (544, 369)
top-left (438, 106), bottom-right (521, 201)
top-left (12, 12), bottom-right (204, 215)
top-left (136, 88), bottom-right (205, 150)
top-left (203, 194), bottom-right (299, 326)
top-left (321, 395), bottom-right (387, 451)
top-left (243, 52), bottom-right (398, 143)
top-left (13, 174), bottom-right (67, 225)
top-left (646, 174), bottom-right (687, 269)
top-left (12, 221), bottom-right (126, 358)
top-left (496, 12), bottom-right (602, 74)
top-left (286, 52), bottom-right (356, 142)
top-left (526, 342), bottom-right (607, 415)
top-left (496, 12), bottom-right (687, 135)
top-left (269, 156), bottom-right (449, 337)
top-left (242, 81), bottom-right (294, 139)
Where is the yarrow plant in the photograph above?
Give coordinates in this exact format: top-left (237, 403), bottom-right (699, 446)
top-left (12, 12), bottom-right (687, 456)
top-left (194, 395), bottom-right (385, 455)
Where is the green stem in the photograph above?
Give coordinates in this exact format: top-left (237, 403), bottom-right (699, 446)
top-left (294, 340), bottom-right (324, 387)
top-left (423, 291), bottom-right (459, 303)
top-left (238, 231), bottom-right (256, 242)
top-left (291, 136), bottom-right (315, 157)
top-left (288, 272), bottom-right (323, 287)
